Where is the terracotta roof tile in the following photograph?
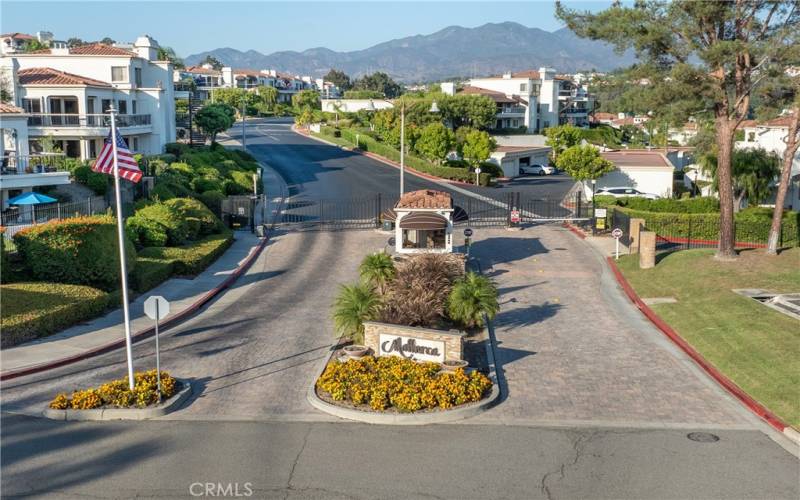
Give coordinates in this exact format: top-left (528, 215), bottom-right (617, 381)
top-left (184, 65), bottom-right (221, 75)
top-left (18, 67), bottom-right (112, 87)
top-left (459, 86), bottom-right (516, 103)
top-left (601, 151), bottom-right (672, 168)
top-left (1, 32), bottom-right (34, 40)
top-left (395, 190), bottom-right (453, 210)
top-left (23, 43), bottom-right (135, 56)
top-left (0, 102), bottom-right (24, 113)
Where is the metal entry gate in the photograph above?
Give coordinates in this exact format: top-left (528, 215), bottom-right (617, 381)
top-left (222, 195), bottom-right (256, 231)
top-left (275, 192), bottom-right (588, 231)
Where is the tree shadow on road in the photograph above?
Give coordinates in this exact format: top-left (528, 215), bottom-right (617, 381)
top-left (494, 302), bottom-right (563, 329)
top-left (470, 236), bottom-right (549, 268)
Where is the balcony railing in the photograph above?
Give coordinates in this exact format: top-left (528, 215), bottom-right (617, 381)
top-left (1, 153), bottom-right (68, 176)
top-left (27, 113), bottom-right (152, 128)
top-left (498, 106), bottom-right (526, 115)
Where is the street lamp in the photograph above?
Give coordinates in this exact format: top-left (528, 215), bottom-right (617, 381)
top-left (591, 178), bottom-right (597, 235)
top-left (366, 98), bottom-right (440, 196)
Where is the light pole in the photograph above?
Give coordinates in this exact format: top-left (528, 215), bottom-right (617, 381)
top-left (241, 96), bottom-right (246, 151)
top-left (366, 98), bottom-right (439, 196)
top-left (591, 178), bottom-right (597, 235)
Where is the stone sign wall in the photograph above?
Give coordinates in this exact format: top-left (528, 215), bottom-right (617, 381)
top-left (364, 321), bottom-right (465, 362)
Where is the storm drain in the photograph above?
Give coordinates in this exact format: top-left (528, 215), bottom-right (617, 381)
top-left (687, 432), bottom-right (720, 443)
top-left (733, 289), bottom-right (800, 321)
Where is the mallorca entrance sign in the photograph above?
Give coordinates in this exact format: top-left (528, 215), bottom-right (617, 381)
top-left (378, 334), bottom-right (445, 363)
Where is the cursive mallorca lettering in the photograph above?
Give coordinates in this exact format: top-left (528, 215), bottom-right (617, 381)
top-left (381, 337), bottom-right (440, 359)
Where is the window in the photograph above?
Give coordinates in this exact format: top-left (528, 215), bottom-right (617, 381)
top-left (134, 68), bottom-right (142, 87)
top-left (102, 99), bottom-right (112, 112)
top-left (132, 100), bottom-right (137, 114)
top-left (111, 66), bottom-right (128, 82)
top-left (748, 132), bottom-right (755, 142)
top-left (87, 97), bottom-right (95, 114)
top-left (88, 139), bottom-right (97, 159)
top-left (131, 137), bottom-right (139, 151)
top-left (520, 83), bottom-right (527, 92)
top-left (117, 100), bottom-right (127, 114)
top-left (22, 98), bottom-right (41, 113)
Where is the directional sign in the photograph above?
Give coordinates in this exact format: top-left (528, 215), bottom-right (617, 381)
top-left (388, 236), bottom-right (396, 247)
top-left (463, 228), bottom-right (473, 237)
top-left (144, 296), bottom-right (170, 321)
top-left (612, 228), bottom-right (623, 239)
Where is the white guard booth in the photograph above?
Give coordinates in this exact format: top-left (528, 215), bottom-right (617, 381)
top-left (390, 190), bottom-right (454, 254)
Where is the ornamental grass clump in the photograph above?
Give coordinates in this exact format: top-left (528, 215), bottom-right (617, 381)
top-left (332, 283), bottom-right (382, 344)
top-left (316, 356), bottom-right (491, 412)
top-left (447, 272), bottom-right (499, 329)
top-left (49, 370), bottom-right (178, 410)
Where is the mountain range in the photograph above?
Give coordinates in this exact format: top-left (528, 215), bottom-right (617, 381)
top-left (185, 22), bottom-right (636, 82)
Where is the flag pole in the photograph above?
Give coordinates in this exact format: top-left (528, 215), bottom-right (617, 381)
top-left (109, 106), bottom-right (136, 390)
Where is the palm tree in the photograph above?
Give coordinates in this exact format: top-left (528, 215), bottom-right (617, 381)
top-left (447, 272), bottom-right (499, 329)
top-left (332, 283), bottom-right (382, 344)
top-left (359, 252), bottom-right (395, 295)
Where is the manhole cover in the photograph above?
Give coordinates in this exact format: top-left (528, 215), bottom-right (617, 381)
top-left (687, 432), bottom-right (720, 442)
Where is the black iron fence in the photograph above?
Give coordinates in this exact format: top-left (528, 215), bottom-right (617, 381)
top-left (1, 196), bottom-right (108, 238)
top-left (274, 192), bottom-right (588, 231)
top-left (645, 217), bottom-right (797, 252)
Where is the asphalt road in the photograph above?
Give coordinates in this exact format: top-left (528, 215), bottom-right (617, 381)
top-left (1, 118), bottom-right (797, 499)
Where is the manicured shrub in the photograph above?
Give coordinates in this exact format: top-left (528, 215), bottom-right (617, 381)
top-left (223, 178), bottom-right (249, 195)
top-left (149, 183), bottom-right (176, 201)
top-left (167, 162), bottom-right (195, 178)
top-left (199, 190), bottom-right (226, 216)
top-left (131, 202), bottom-right (188, 245)
top-left (49, 369), bottom-right (178, 410)
top-left (478, 161), bottom-right (503, 178)
top-left (165, 142), bottom-right (190, 157)
top-left (316, 356), bottom-right (491, 411)
top-left (13, 216), bottom-right (136, 290)
top-left (164, 197), bottom-right (223, 239)
top-left (191, 176), bottom-right (224, 194)
top-left (73, 165), bottom-right (109, 195)
top-left (596, 196), bottom-right (720, 213)
top-left (448, 272), bottom-right (499, 329)
top-left (0, 228), bottom-right (9, 284)
top-left (333, 283), bottom-right (382, 344)
top-left (130, 257), bottom-right (174, 292)
top-left (0, 282), bottom-right (111, 346)
top-left (126, 215), bottom-right (168, 247)
top-left (139, 231), bottom-right (233, 275)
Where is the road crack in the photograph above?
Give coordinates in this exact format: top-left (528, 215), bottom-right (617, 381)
top-left (283, 425), bottom-right (312, 499)
top-left (539, 430), bottom-right (600, 500)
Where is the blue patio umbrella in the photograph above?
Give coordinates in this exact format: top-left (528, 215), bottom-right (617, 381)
top-left (7, 192), bottom-right (57, 205)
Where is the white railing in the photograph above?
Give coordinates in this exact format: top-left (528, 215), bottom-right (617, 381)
top-left (27, 113), bottom-right (152, 127)
top-left (1, 153), bottom-right (68, 175)
top-left (498, 106), bottom-right (526, 115)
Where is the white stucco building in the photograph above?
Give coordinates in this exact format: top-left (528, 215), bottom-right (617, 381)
top-left (2, 36), bottom-right (176, 160)
top-left (451, 68), bottom-right (595, 133)
top-left (586, 150), bottom-right (675, 199)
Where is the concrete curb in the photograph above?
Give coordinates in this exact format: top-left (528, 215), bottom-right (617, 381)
top-left (605, 256), bottom-right (799, 445)
top-left (295, 126), bottom-right (482, 188)
top-left (1, 163), bottom-right (289, 382)
top-left (306, 339), bottom-right (500, 425)
top-left (41, 380), bottom-right (192, 421)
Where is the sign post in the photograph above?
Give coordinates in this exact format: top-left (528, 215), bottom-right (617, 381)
top-left (611, 227), bottom-right (623, 260)
top-left (463, 228), bottom-right (473, 258)
top-left (144, 296), bottom-right (170, 402)
top-left (474, 167), bottom-right (482, 186)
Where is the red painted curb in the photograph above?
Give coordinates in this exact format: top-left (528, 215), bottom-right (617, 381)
top-left (0, 234), bottom-right (271, 381)
top-left (562, 222), bottom-right (587, 239)
top-left (297, 127), bottom-right (480, 188)
top-left (605, 256), bottom-right (789, 433)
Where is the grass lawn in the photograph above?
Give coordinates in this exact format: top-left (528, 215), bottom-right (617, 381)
top-left (617, 248), bottom-right (800, 428)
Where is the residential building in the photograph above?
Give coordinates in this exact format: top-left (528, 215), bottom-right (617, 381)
top-left (455, 68), bottom-right (596, 133)
top-left (174, 64), bottom-right (227, 101)
top-left (228, 68), bottom-right (311, 103)
top-left (1, 102), bottom-right (71, 210)
top-left (735, 113), bottom-right (800, 209)
top-left (314, 78), bottom-right (341, 99)
top-left (488, 145), bottom-right (552, 178)
top-left (587, 150), bottom-right (675, 199)
top-left (2, 35), bottom-right (176, 161)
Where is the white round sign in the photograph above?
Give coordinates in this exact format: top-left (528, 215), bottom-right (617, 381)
top-left (611, 228), bottom-right (623, 239)
top-left (463, 228), bottom-right (473, 237)
top-left (144, 296), bottom-right (170, 321)
top-left (475, 168), bottom-right (482, 174)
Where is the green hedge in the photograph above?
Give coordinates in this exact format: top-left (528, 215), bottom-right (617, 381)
top-left (13, 216), bottom-right (136, 291)
top-left (127, 202), bottom-right (189, 246)
top-left (616, 207), bottom-right (799, 247)
top-left (130, 258), bottom-right (174, 292)
top-left (164, 198), bottom-right (223, 239)
top-left (596, 195), bottom-right (720, 213)
top-left (322, 127), bottom-right (492, 186)
top-left (0, 282), bottom-right (112, 347)
top-left (139, 231), bottom-right (234, 276)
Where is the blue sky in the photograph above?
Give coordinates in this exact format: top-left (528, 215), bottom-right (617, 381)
top-left (1, 1), bottom-right (612, 57)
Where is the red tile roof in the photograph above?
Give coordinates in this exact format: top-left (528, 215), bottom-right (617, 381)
top-left (601, 151), bottom-right (672, 168)
top-left (25, 43), bottom-right (135, 56)
top-left (593, 112), bottom-right (617, 121)
top-left (0, 102), bottom-right (24, 113)
top-left (459, 86), bottom-right (516, 103)
top-left (233, 68), bottom-right (265, 77)
top-left (1, 32), bottom-right (34, 40)
top-left (184, 65), bottom-right (221, 75)
top-left (395, 190), bottom-right (453, 210)
top-left (18, 67), bottom-right (112, 87)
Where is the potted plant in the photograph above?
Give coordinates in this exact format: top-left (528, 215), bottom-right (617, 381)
top-left (441, 359), bottom-right (469, 371)
top-left (343, 344), bottom-right (369, 359)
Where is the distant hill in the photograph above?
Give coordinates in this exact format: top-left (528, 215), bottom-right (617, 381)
top-left (185, 22), bottom-right (635, 82)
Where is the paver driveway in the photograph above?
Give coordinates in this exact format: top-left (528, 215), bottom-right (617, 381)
top-left (464, 225), bottom-right (753, 428)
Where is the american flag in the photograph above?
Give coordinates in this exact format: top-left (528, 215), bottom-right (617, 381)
top-left (92, 128), bottom-right (142, 183)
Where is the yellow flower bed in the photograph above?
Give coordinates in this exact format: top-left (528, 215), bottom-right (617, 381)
top-left (49, 370), bottom-right (178, 410)
top-left (316, 356), bottom-right (491, 412)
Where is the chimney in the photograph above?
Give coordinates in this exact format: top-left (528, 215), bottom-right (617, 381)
top-left (502, 72), bottom-right (512, 79)
top-left (50, 41), bottom-right (69, 55)
top-left (221, 67), bottom-right (233, 86)
top-left (133, 35), bottom-right (159, 61)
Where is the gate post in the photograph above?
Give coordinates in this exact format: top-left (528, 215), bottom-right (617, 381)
top-left (506, 192), bottom-right (513, 228)
top-left (629, 218), bottom-right (645, 254)
top-left (639, 231), bottom-right (656, 269)
top-left (376, 193), bottom-right (382, 228)
top-left (250, 196), bottom-right (256, 233)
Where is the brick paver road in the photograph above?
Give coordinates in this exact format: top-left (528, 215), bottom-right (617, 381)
top-left (464, 225), bottom-right (753, 428)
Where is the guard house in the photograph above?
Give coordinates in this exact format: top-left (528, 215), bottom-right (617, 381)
top-left (386, 190), bottom-right (454, 254)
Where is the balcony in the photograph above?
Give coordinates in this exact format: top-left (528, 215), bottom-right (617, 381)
top-left (26, 114), bottom-right (152, 137)
top-left (498, 106), bottom-right (526, 116)
top-left (0, 154), bottom-right (71, 191)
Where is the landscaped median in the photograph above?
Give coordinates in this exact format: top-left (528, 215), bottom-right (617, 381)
top-left (44, 369), bottom-right (192, 421)
top-left (309, 251), bottom-right (500, 423)
top-left (614, 248), bottom-right (800, 430)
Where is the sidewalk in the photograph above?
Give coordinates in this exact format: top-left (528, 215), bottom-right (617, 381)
top-left (0, 161), bottom-right (287, 378)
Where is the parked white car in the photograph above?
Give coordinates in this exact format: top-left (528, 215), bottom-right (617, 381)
top-left (519, 164), bottom-right (556, 176)
top-left (594, 187), bottom-right (660, 200)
